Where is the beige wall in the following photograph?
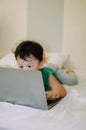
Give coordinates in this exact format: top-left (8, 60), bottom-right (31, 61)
top-left (0, 0), bottom-right (86, 71)
top-left (62, 0), bottom-right (86, 70)
top-left (0, 0), bottom-right (64, 56)
top-left (27, 0), bottom-right (64, 52)
top-left (0, 0), bottom-right (27, 57)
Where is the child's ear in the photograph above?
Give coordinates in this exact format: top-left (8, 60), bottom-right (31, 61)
top-left (39, 52), bottom-right (46, 68)
top-left (39, 60), bottom-right (45, 68)
top-left (43, 52), bottom-right (46, 63)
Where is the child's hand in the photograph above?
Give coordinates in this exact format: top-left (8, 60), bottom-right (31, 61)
top-left (46, 90), bottom-right (59, 100)
top-left (46, 88), bottom-right (66, 100)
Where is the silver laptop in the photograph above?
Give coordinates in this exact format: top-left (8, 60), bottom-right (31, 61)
top-left (0, 67), bottom-right (62, 110)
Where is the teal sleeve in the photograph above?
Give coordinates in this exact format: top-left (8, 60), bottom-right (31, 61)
top-left (40, 67), bottom-right (56, 91)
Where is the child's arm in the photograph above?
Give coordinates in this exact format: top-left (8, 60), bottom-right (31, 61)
top-left (46, 74), bottom-right (66, 100)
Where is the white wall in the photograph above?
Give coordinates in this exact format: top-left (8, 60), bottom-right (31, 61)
top-left (0, 0), bottom-right (86, 71)
top-left (27, 0), bottom-right (64, 52)
top-left (0, 0), bottom-right (27, 57)
top-left (0, 0), bottom-right (64, 56)
top-left (62, 0), bottom-right (86, 70)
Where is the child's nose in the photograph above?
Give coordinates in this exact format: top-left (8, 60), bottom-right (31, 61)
top-left (23, 66), bottom-right (29, 70)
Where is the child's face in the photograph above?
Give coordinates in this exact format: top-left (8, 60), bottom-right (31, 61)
top-left (16, 54), bottom-right (43, 70)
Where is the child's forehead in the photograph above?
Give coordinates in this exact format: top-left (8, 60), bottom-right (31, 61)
top-left (24, 54), bottom-right (38, 60)
top-left (17, 54), bottom-right (35, 60)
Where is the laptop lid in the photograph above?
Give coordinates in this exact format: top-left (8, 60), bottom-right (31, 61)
top-left (0, 67), bottom-right (48, 110)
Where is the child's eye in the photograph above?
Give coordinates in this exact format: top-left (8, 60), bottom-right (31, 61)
top-left (20, 66), bottom-right (23, 68)
top-left (28, 65), bottom-right (31, 68)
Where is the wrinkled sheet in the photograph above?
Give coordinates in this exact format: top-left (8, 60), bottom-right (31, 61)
top-left (0, 84), bottom-right (86, 130)
top-left (0, 67), bottom-right (86, 130)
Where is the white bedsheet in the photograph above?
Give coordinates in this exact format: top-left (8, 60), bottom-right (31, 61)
top-left (0, 84), bottom-right (86, 130)
top-left (0, 53), bottom-right (86, 130)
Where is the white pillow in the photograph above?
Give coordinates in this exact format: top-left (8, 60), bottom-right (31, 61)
top-left (45, 52), bottom-right (69, 68)
top-left (0, 52), bottom-right (69, 68)
top-left (0, 52), bottom-right (17, 68)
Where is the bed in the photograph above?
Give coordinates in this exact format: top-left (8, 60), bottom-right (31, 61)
top-left (0, 52), bottom-right (86, 130)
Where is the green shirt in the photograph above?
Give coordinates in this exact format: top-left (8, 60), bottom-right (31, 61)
top-left (40, 67), bottom-right (57, 91)
top-left (40, 65), bottom-right (78, 89)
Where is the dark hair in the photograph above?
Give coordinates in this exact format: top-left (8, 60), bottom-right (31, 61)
top-left (15, 40), bottom-right (43, 61)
